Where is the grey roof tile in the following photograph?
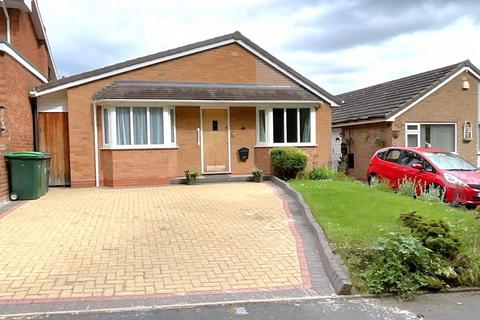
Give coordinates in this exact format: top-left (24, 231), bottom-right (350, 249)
top-left (92, 81), bottom-right (319, 101)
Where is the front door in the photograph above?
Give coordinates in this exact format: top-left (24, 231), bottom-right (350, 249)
top-left (38, 112), bottom-right (71, 186)
top-left (202, 109), bottom-right (229, 173)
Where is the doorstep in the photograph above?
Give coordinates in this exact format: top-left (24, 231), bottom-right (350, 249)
top-left (170, 174), bottom-right (271, 184)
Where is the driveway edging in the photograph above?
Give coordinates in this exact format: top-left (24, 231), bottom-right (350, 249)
top-left (270, 177), bottom-right (353, 295)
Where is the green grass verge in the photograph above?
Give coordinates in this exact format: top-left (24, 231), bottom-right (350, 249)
top-left (290, 179), bottom-right (480, 289)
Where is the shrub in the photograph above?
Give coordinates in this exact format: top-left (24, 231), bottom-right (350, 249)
top-left (360, 213), bottom-right (479, 298)
top-left (271, 147), bottom-right (308, 180)
top-left (360, 233), bottom-right (437, 299)
top-left (399, 212), bottom-right (479, 288)
top-left (310, 166), bottom-right (348, 181)
top-left (400, 212), bottom-right (460, 259)
top-left (251, 168), bottom-right (264, 182)
top-left (417, 184), bottom-right (445, 204)
top-left (310, 167), bottom-right (333, 180)
top-left (397, 177), bottom-right (417, 197)
top-left (370, 177), bottom-right (393, 193)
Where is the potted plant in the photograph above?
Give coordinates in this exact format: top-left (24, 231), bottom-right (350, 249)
top-left (252, 168), bottom-right (264, 183)
top-left (184, 169), bottom-right (198, 185)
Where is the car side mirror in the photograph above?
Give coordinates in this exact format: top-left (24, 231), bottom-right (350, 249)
top-left (412, 163), bottom-right (423, 170)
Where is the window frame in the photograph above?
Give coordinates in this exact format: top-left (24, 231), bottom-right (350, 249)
top-left (101, 106), bottom-right (177, 149)
top-left (256, 106), bottom-right (316, 147)
top-left (405, 122), bottom-right (457, 153)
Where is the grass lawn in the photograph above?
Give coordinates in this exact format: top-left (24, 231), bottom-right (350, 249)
top-left (290, 179), bottom-right (480, 288)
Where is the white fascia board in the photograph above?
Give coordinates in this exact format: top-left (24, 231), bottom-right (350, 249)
top-left (235, 40), bottom-right (339, 107)
top-left (332, 118), bottom-right (391, 128)
top-left (0, 43), bottom-right (48, 82)
top-left (386, 66), bottom-right (480, 122)
top-left (32, 39), bottom-right (237, 97)
top-left (93, 99), bottom-right (321, 106)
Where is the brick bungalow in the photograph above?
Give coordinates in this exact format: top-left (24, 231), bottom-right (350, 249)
top-left (332, 60), bottom-right (480, 180)
top-left (0, 0), bottom-right (56, 199)
top-left (30, 32), bottom-right (340, 188)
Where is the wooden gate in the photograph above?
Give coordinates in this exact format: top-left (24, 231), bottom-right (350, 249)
top-left (38, 112), bottom-right (71, 186)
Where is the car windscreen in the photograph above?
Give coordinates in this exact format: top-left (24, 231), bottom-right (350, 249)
top-left (422, 152), bottom-right (478, 171)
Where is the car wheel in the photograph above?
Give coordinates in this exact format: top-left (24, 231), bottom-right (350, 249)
top-left (9, 193), bottom-right (18, 201)
top-left (368, 174), bottom-right (379, 186)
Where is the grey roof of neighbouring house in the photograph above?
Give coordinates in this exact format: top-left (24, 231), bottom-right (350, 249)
top-left (93, 81), bottom-right (320, 102)
top-left (333, 60), bottom-right (480, 125)
top-left (33, 31), bottom-right (340, 105)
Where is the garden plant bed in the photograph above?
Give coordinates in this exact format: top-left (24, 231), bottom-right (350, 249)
top-left (290, 179), bottom-right (480, 295)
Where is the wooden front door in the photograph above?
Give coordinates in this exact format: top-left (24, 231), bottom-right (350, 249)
top-left (38, 112), bottom-right (71, 186)
top-left (202, 109), bottom-right (229, 173)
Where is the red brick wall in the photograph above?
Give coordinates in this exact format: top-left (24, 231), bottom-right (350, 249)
top-left (0, 8), bottom-right (51, 77)
top-left (340, 122), bottom-right (393, 180)
top-left (101, 149), bottom-right (178, 187)
top-left (0, 54), bottom-right (43, 198)
top-left (66, 43), bottom-right (313, 187)
top-left (175, 106), bottom-right (201, 175)
top-left (230, 107), bottom-right (256, 174)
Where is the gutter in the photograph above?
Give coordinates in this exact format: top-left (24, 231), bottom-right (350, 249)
top-left (1, 1), bottom-right (11, 43)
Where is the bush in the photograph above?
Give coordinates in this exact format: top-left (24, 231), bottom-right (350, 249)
top-left (397, 177), bottom-right (417, 197)
top-left (360, 233), bottom-right (437, 299)
top-left (370, 177), bottom-right (393, 193)
top-left (310, 167), bottom-right (333, 180)
top-left (400, 212), bottom-right (460, 259)
top-left (310, 166), bottom-right (348, 181)
top-left (417, 184), bottom-right (445, 204)
top-left (271, 147), bottom-right (308, 180)
top-left (360, 213), bottom-right (479, 298)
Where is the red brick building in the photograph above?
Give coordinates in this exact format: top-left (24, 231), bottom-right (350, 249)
top-left (31, 32), bottom-right (339, 188)
top-left (0, 0), bottom-right (56, 199)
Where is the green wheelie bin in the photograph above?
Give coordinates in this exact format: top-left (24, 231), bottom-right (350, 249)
top-left (4, 151), bottom-right (51, 201)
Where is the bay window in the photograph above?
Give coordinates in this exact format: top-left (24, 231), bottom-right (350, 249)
top-left (102, 106), bottom-right (176, 148)
top-left (257, 107), bottom-right (315, 146)
top-left (405, 123), bottom-right (456, 152)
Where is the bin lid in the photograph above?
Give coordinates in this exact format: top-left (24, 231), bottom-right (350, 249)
top-left (4, 151), bottom-right (51, 159)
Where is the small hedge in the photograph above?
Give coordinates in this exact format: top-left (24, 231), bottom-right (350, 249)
top-left (271, 147), bottom-right (308, 180)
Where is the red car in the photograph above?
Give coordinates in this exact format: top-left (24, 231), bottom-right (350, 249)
top-left (367, 147), bottom-right (480, 207)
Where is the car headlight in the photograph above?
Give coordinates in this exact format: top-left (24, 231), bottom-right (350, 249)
top-left (443, 173), bottom-right (468, 187)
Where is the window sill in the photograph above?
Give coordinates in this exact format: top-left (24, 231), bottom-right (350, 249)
top-left (101, 145), bottom-right (179, 150)
top-left (254, 143), bottom-right (317, 148)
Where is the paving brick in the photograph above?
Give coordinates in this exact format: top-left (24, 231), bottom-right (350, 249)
top-left (0, 183), bottom-right (308, 301)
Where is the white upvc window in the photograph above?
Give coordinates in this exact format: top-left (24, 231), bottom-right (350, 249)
top-left (102, 106), bottom-right (176, 148)
top-left (256, 107), bottom-right (316, 146)
top-left (405, 123), bottom-right (457, 153)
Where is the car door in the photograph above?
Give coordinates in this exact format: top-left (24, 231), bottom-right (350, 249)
top-left (380, 149), bottom-right (404, 188)
top-left (399, 150), bottom-right (439, 193)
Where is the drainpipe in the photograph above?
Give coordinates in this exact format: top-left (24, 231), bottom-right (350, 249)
top-left (93, 102), bottom-right (100, 187)
top-left (1, 1), bottom-right (11, 43)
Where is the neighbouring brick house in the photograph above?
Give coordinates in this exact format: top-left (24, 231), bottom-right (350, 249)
top-left (0, 0), bottom-right (56, 199)
top-left (332, 60), bottom-right (480, 180)
top-left (30, 32), bottom-right (339, 188)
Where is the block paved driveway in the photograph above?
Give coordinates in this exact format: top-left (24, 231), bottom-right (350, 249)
top-left (0, 183), bottom-right (312, 303)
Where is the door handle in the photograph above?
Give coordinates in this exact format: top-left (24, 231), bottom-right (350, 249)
top-left (197, 128), bottom-right (200, 146)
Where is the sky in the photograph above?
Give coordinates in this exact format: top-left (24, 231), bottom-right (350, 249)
top-left (37, 0), bottom-right (480, 94)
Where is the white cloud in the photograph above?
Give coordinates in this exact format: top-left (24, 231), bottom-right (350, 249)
top-left (38, 0), bottom-right (480, 94)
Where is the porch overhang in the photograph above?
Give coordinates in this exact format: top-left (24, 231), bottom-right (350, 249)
top-left (92, 81), bottom-right (324, 107)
